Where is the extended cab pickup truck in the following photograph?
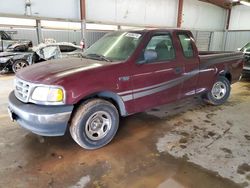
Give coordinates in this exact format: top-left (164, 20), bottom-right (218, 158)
top-left (8, 29), bottom-right (243, 149)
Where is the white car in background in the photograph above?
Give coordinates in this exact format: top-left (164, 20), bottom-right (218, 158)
top-left (0, 42), bottom-right (82, 73)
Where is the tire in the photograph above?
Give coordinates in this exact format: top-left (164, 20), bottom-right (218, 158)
top-left (70, 99), bottom-right (119, 150)
top-left (203, 76), bottom-right (231, 106)
top-left (12, 60), bottom-right (29, 73)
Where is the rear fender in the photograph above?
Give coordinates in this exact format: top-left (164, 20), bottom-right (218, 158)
top-left (218, 70), bottom-right (232, 83)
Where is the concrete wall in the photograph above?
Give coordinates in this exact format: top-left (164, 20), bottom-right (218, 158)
top-left (86, 0), bottom-right (178, 27)
top-left (225, 31), bottom-right (250, 51)
top-left (229, 5), bottom-right (250, 30)
top-left (0, 0), bottom-right (80, 20)
top-left (182, 0), bottom-right (227, 31)
top-left (225, 5), bottom-right (250, 51)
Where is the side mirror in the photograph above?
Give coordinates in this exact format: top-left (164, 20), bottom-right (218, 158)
top-left (237, 48), bottom-right (242, 51)
top-left (138, 49), bottom-right (157, 64)
top-left (144, 49), bottom-right (157, 61)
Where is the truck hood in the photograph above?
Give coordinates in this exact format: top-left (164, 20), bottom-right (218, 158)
top-left (16, 58), bottom-right (114, 84)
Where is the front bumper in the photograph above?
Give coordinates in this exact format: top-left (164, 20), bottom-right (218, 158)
top-left (8, 91), bottom-right (74, 136)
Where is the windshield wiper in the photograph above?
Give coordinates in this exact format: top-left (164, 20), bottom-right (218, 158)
top-left (86, 53), bottom-right (112, 62)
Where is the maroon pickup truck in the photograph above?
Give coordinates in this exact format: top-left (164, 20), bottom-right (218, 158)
top-left (8, 29), bottom-right (243, 149)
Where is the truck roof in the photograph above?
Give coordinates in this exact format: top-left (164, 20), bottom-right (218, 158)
top-left (126, 28), bottom-right (190, 33)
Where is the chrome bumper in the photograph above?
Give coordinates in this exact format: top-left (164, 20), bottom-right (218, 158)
top-left (8, 91), bottom-right (74, 136)
top-left (243, 66), bottom-right (250, 71)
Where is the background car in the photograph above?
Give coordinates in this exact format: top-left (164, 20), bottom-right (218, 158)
top-left (0, 42), bottom-right (82, 73)
top-left (0, 30), bottom-right (32, 52)
top-left (240, 42), bottom-right (250, 75)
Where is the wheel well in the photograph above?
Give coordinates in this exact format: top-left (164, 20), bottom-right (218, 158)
top-left (14, 59), bottom-right (28, 62)
top-left (74, 92), bottom-right (127, 116)
top-left (225, 72), bottom-right (232, 83)
top-left (13, 59), bottom-right (29, 66)
top-left (220, 72), bottom-right (232, 83)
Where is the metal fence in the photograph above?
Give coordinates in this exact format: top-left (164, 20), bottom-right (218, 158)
top-left (192, 30), bottom-right (250, 51)
top-left (192, 31), bottom-right (212, 51)
top-left (1, 27), bottom-right (107, 47)
top-left (2, 27), bottom-right (250, 51)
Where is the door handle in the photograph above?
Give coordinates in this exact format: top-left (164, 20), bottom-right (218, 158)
top-left (175, 67), bottom-right (182, 74)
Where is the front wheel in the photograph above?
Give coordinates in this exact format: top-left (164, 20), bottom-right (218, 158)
top-left (12, 60), bottom-right (29, 73)
top-left (70, 99), bottom-right (119, 150)
top-left (203, 76), bottom-right (231, 105)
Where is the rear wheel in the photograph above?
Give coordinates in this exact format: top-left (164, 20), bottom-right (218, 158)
top-left (12, 60), bottom-right (29, 73)
top-left (203, 76), bottom-right (231, 105)
top-left (70, 99), bottom-right (119, 150)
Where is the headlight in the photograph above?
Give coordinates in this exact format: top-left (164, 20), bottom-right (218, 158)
top-left (0, 57), bottom-right (11, 63)
top-left (31, 86), bottom-right (64, 103)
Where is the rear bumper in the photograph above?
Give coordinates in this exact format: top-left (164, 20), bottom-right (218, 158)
top-left (243, 64), bottom-right (250, 72)
top-left (8, 91), bottom-right (74, 136)
top-left (243, 66), bottom-right (250, 75)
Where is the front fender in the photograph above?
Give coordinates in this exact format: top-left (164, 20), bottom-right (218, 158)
top-left (97, 91), bottom-right (127, 116)
top-left (13, 54), bottom-right (33, 65)
top-left (72, 90), bottom-right (128, 117)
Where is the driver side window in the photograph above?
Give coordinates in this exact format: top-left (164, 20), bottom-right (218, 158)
top-left (144, 34), bottom-right (175, 62)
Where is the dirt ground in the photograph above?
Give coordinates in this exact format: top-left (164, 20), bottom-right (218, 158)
top-left (0, 74), bottom-right (249, 188)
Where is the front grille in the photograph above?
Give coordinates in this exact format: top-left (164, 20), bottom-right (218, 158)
top-left (14, 78), bottom-right (32, 103)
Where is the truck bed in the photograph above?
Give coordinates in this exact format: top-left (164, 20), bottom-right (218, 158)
top-left (198, 51), bottom-right (244, 84)
top-left (199, 51), bottom-right (236, 55)
top-left (199, 51), bottom-right (243, 64)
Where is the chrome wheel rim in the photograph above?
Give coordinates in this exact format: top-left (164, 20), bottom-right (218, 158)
top-left (85, 111), bottom-right (112, 141)
top-left (211, 81), bottom-right (227, 100)
top-left (15, 61), bottom-right (27, 72)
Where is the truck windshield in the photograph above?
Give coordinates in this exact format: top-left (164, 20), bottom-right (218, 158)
top-left (83, 31), bottom-right (142, 61)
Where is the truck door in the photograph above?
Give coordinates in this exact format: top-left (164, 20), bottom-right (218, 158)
top-left (131, 32), bottom-right (184, 112)
top-left (176, 32), bottom-right (199, 98)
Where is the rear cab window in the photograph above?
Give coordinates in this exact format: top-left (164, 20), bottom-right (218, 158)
top-left (178, 34), bottom-right (194, 58)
